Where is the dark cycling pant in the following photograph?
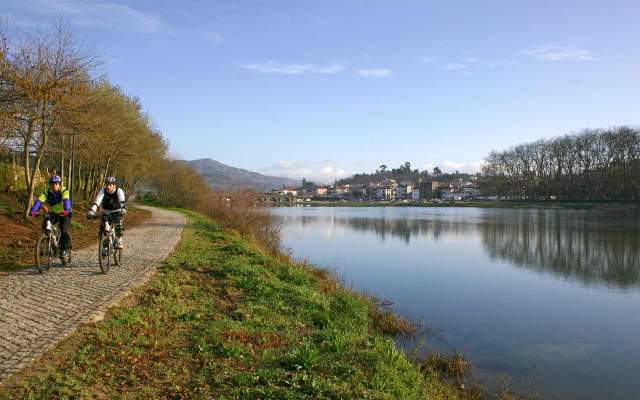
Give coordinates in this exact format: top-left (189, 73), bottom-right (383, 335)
top-left (42, 214), bottom-right (72, 251)
top-left (100, 213), bottom-right (124, 238)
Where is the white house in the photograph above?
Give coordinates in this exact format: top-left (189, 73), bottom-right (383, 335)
top-left (282, 188), bottom-right (298, 196)
top-left (376, 186), bottom-right (395, 200)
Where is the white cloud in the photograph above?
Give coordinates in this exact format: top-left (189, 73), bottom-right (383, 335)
top-left (201, 31), bottom-right (222, 44)
top-left (20, 0), bottom-right (164, 33)
top-left (421, 160), bottom-right (483, 174)
top-left (241, 60), bottom-right (344, 75)
top-left (441, 62), bottom-right (467, 71)
top-left (260, 161), bottom-right (347, 183)
top-left (521, 45), bottom-right (599, 62)
top-left (487, 57), bottom-right (519, 68)
top-left (442, 160), bottom-right (485, 173)
top-left (2, 14), bottom-right (44, 28)
top-left (421, 57), bottom-right (476, 74)
top-left (355, 68), bottom-right (392, 79)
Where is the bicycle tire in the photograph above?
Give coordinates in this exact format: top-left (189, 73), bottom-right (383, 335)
top-left (114, 246), bottom-right (122, 266)
top-left (61, 250), bottom-right (71, 266)
top-left (62, 234), bottom-right (72, 266)
top-left (98, 234), bottom-right (111, 274)
top-left (35, 234), bottom-right (52, 273)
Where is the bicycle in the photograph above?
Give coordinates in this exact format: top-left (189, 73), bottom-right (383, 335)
top-left (34, 212), bottom-right (71, 273)
top-left (92, 212), bottom-right (123, 274)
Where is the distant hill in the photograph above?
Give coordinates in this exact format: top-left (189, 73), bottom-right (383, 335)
top-left (186, 159), bottom-right (300, 192)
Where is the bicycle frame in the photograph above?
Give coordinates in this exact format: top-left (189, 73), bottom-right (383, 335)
top-left (98, 213), bottom-right (122, 273)
top-left (35, 213), bottom-right (65, 273)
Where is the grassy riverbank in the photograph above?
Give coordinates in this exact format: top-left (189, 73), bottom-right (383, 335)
top-left (1, 209), bottom-right (529, 399)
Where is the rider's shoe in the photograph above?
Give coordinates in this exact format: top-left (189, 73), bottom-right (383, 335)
top-left (115, 239), bottom-right (124, 249)
top-left (60, 250), bottom-right (68, 260)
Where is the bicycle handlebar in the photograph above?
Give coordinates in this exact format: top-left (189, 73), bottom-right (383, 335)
top-left (31, 211), bottom-right (69, 218)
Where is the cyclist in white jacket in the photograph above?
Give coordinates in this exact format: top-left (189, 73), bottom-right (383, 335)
top-left (87, 176), bottom-right (126, 249)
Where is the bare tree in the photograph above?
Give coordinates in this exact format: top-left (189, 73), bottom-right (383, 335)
top-left (482, 127), bottom-right (640, 201)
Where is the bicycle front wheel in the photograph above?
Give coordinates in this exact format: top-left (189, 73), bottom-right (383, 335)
top-left (35, 234), bottom-right (52, 273)
top-left (98, 234), bottom-right (111, 274)
top-left (114, 246), bottom-right (122, 266)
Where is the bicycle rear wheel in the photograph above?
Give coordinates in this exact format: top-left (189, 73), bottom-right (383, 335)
top-left (35, 234), bottom-right (52, 273)
top-left (98, 234), bottom-right (111, 274)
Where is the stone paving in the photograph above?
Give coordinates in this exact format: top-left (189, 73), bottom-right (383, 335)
top-left (0, 206), bottom-right (185, 385)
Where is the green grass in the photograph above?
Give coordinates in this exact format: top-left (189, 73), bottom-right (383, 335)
top-left (3, 209), bottom-right (486, 400)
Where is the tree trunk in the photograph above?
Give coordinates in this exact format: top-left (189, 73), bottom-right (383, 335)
top-left (83, 168), bottom-right (91, 201)
top-left (22, 127), bottom-right (32, 191)
top-left (60, 137), bottom-right (65, 182)
top-left (24, 132), bottom-right (49, 218)
top-left (76, 159), bottom-right (82, 199)
top-left (10, 152), bottom-right (17, 191)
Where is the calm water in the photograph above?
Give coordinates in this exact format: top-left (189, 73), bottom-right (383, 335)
top-left (270, 206), bottom-right (640, 400)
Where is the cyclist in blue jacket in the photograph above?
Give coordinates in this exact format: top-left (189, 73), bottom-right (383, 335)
top-left (29, 175), bottom-right (73, 258)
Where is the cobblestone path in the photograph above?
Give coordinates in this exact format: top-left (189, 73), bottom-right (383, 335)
top-left (0, 206), bottom-right (185, 385)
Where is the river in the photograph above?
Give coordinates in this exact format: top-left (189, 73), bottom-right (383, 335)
top-left (270, 206), bottom-right (640, 400)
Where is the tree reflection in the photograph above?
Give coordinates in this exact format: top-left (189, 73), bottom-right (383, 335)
top-left (478, 210), bottom-right (640, 288)
top-left (328, 216), bottom-right (474, 243)
top-left (304, 210), bottom-right (640, 288)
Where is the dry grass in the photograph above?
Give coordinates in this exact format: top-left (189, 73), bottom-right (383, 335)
top-left (198, 190), bottom-right (282, 254)
top-left (420, 351), bottom-right (472, 378)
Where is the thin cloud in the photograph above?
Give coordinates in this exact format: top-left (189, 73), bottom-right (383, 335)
top-left (422, 57), bottom-right (476, 74)
top-left (441, 62), bottom-right (467, 71)
top-left (1, 14), bottom-right (44, 28)
top-left (201, 30), bottom-right (222, 44)
top-left (260, 161), bottom-right (347, 183)
top-left (521, 45), bottom-right (599, 62)
top-left (441, 160), bottom-right (484, 173)
top-left (18, 0), bottom-right (164, 33)
top-left (241, 60), bottom-right (344, 75)
top-left (355, 68), bottom-right (392, 79)
top-left (487, 57), bottom-right (519, 68)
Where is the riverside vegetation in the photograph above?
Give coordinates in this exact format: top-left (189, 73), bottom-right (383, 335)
top-left (2, 207), bottom-right (531, 399)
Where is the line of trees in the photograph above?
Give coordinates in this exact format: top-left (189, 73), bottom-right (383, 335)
top-left (339, 162), bottom-right (476, 187)
top-left (0, 20), bottom-right (209, 216)
top-left (481, 126), bottom-right (640, 200)
top-left (337, 162), bottom-right (419, 186)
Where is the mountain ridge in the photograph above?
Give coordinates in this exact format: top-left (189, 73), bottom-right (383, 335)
top-left (186, 158), bottom-right (300, 192)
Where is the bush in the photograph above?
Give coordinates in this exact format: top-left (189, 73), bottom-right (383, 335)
top-left (200, 190), bottom-right (281, 254)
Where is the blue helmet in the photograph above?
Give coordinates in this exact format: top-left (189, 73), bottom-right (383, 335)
top-left (49, 175), bottom-right (62, 184)
top-left (105, 176), bottom-right (117, 184)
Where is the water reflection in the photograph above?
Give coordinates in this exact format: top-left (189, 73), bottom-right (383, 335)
top-left (479, 211), bottom-right (640, 289)
top-left (283, 209), bottom-right (640, 288)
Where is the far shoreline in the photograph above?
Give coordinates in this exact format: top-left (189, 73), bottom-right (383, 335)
top-left (265, 199), bottom-right (640, 210)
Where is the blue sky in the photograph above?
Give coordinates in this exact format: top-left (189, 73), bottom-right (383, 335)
top-left (2, 0), bottom-right (639, 183)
